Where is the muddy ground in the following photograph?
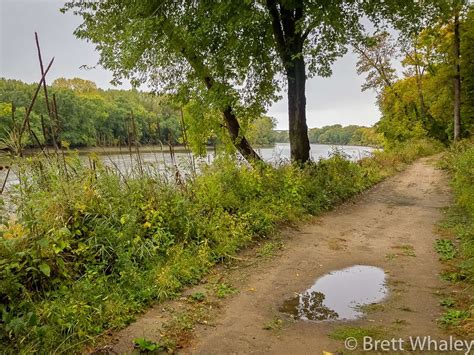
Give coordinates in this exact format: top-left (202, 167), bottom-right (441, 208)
top-left (100, 156), bottom-right (456, 354)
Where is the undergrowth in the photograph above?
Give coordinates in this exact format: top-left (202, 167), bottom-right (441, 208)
top-left (437, 139), bottom-right (474, 335)
top-left (0, 138), bottom-right (441, 353)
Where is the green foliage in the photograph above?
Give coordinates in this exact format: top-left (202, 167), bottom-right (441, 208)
top-left (247, 116), bottom-right (277, 146)
top-left (440, 298), bottom-right (456, 308)
top-left (439, 141), bottom-right (474, 279)
top-left (374, 4), bottom-right (474, 145)
top-left (189, 292), bottom-right (206, 302)
top-left (272, 125), bottom-right (383, 146)
top-left (434, 239), bottom-right (457, 261)
top-left (262, 317), bottom-right (283, 330)
top-left (329, 326), bottom-right (387, 342)
top-left (438, 310), bottom-right (470, 327)
top-left (0, 139), bottom-right (439, 352)
top-left (214, 283), bottom-right (237, 299)
top-left (0, 77), bottom-right (183, 147)
top-left (133, 337), bottom-right (164, 352)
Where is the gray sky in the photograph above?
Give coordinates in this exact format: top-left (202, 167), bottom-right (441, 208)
top-left (0, 0), bottom-right (381, 130)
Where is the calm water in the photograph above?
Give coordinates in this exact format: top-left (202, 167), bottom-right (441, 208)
top-left (0, 143), bottom-right (375, 190)
top-left (279, 265), bottom-right (388, 321)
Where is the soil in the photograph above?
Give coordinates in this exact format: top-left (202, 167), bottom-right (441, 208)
top-left (100, 156), bottom-right (456, 354)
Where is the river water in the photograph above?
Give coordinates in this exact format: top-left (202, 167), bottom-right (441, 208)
top-left (0, 143), bottom-right (375, 190)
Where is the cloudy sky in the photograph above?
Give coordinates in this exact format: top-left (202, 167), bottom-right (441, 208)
top-left (0, 0), bottom-right (381, 130)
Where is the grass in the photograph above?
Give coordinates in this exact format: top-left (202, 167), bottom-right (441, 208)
top-left (436, 139), bottom-right (474, 334)
top-left (434, 239), bottom-right (457, 261)
top-left (0, 138), bottom-right (443, 352)
top-left (256, 241), bottom-right (283, 258)
top-left (262, 317), bottom-right (284, 330)
top-left (438, 310), bottom-right (470, 327)
top-left (214, 283), bottom-right (238, 298)
top-left (329, 326), bottom-right (388, 342)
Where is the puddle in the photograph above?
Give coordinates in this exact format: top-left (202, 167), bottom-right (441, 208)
top-left (280, 265), bottom-right (387, 321)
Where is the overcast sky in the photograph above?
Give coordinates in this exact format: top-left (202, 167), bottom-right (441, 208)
top-left (0, 0), bottom-right (381, 130)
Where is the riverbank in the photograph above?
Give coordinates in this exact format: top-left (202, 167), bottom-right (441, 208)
top-left (0, 139), bottom-right (441, 353)
top-left (109, 155), bottom-right (451, 353)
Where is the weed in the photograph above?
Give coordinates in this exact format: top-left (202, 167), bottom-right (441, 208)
top-left (329, 326), bottom-right (387, 342)
top-left (438, 310), bottom-right (470, 327)
top-left (256, 241), bottom-right (283, 258)
top-left (189, 292), bottom-right (206, 302)
top-left (434, 239), bottom-right (456, 261)
top-left (356, 303), bottom-right (385, 314)
top-left (440, 298), bottom-right (456, 308)
top-left (440, 271), bottom-right (467, 282)
top-left (263, 317), bottom-right (283, 330)
top-left (392, 319), bottom-right (409, 326)
top-left (385, 253), bottom-right (397, 261)
top-left (393, 244), bottom-right (416, 257)
top-left (214, 283), bottom-right (237, 298)
top-left (133, 338), bottom-right (164, 352)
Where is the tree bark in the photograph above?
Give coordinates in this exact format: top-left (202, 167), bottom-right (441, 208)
top-left (453, 10), bottom-right (461, 141)
top-left (286, 57), bottom-right (310, 163)
top-left (223, 107), bottom-right (262, 162)
top-left (266, 0), bottom-right (310, 164)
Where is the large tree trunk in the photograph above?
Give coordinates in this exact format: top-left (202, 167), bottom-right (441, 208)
top-left (286, 57), bottom-right (310, 163)
top-left (266, 0), bottom-right (311, 164)
top-left (453, 10), bottom-right (461, 142)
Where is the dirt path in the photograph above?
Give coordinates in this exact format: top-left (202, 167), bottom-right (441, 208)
top-left (106, 156), bottom-right (453, 354)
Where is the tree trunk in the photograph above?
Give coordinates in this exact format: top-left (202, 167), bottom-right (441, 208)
top-left (162, 18), bottom-right (263, 164)
top-left (266, 0), bottom-right (310, 164)
top-left (453, 10), bottom-right (461, 141)
top-left (286, 57), bottom-right (310, 163)
top-left (223, 107), bottom-right (262, 162)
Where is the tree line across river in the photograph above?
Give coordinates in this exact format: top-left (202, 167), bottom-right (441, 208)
top-left (0, 77), bottom-right (380, 152)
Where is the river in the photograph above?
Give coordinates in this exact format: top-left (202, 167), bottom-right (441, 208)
top-left (0, 143), bottom-right (375, 191)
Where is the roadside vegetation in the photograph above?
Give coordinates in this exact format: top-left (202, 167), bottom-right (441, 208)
top-left (437, 140), bottom-right (474, 334)
top-left (0, 139), bottom-right (440, 352)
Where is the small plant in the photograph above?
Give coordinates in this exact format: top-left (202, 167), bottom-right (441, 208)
top-left (257, 241), bottom-right (283, 258)
top-left (385, 253), bottom-right (397, 261)
top-left (329, 326), bottom-right (387, 342)
top-left (215, 283), bottom-right (237, 298)
top-left (189, 291), bottom-right (206, 302)
top-left (438, 310), bottom-right (470, 327)
top-left (440, 271), bottom-right (466, 282)
top-left (393, 319), bottom-right (409, 326)
top-left (440, 298), bottom-right (455, 308)
top-left (263, 317), bottom-right (283, 330)
top-left (133, 337), bottom-right (163, 352)
top-left (398, 244), bottom-right (416, 257)
top-left (434, 239), bottom-right (456, 261)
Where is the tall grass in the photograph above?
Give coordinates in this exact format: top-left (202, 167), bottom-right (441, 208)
top-left (0, 138), bottom-right (441, 353)
top-left (438, 139), bottom-right (474, 334)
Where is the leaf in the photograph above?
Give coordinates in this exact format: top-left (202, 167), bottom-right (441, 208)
top-left (39, 263), bottom-right (51, 277)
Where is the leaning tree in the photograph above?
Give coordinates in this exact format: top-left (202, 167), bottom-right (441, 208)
top-left (63, 0), bottom-right (280, 163)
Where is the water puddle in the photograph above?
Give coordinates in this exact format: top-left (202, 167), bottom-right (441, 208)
top-left (279, 265), bottom-right (387, 321)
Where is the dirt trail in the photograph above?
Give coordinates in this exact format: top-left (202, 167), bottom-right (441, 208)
top-left (107, 156), bottom-right (453, 354)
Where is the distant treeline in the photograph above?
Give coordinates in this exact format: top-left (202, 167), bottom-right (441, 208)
top-left (0, 77), bottom-right (185, 148)
top-left (0, 77), bottom-right (282, 150)
top-left (273, 124), bottom-right (382, 146)
top-left (0, 77), bottom-right (380, 150)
